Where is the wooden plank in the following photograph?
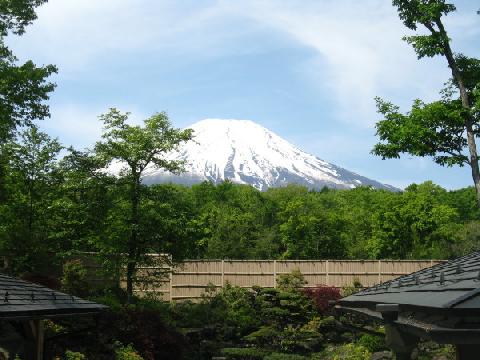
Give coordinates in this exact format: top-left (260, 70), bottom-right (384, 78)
top-left (82, 256), bottom-right (445, 301)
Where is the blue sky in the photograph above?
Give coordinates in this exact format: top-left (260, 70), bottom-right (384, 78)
top-left (7, 0), bottom-right (480, 189)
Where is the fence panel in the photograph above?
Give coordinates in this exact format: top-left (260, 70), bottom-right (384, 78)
top-left (223, 261), bottom-right (274, 288)
top-left (81, 256), bottom-right (445, 302)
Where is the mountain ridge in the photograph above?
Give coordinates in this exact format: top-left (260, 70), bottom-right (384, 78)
top-left (141, 119), bottom-right (398, 191)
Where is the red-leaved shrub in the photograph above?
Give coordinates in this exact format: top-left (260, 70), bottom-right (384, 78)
top-left (302, 285), bottom-right (341, 314)
top-left (45, 308), bottom-right (185, 360)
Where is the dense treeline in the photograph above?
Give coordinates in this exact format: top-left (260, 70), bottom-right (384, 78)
top-left (0, 0), bottom-right (478, 282)
top-left (1, 128), bottom-right (479, 276)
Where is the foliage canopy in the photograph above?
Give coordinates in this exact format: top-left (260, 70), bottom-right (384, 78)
top-left (373, 0), bottom-right (480, 206)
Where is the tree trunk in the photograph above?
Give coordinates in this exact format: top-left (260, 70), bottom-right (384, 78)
top-left (465, 124), bottom-right (480, 207)
top-left (126, 259), bottom-right (135, 304)
top-left (28, 181), bottom-right (34, 242)
top-left (436, 19), bottom-right (480, 207)
top-left (127, 173), bottom-right (140, 304)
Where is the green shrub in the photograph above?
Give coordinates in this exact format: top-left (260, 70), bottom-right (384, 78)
top-left (358, 333), bottom-right (385, 352)
top-left (99, 309), bottom-right (184, 360)
top-left (61, 259), bottom-right (89, 297)
top-left (115, 344), bottom-right (143, 360)
top-left (318, 343), bottom-right (371, 360)
top-left (218, 283), bottom-right (260, 336)
top-left (65, 350), bottom-right (86, 360)
top-left (243, 326), bottom-right (279, 346)
top-left (341, 278), bottom-right (363, 297)
top-left (276, 269), bottom-right (307, 291)
top-left (92, 291), bottom-right (123, 311)
top-left (44, 319), bottom-right (65, 335)
top-left (279, 325), bottom-right (323, 353)
top-left (316, 316), bottom-right (337, 330)
top-left (417, 342), bottom-right (455, 360)
top-left (220, 347), bottom-right (269, 359)
top-left (264, 353), bottom-right (307, 360)
top-left (253, 286), bottom-right (315, 328)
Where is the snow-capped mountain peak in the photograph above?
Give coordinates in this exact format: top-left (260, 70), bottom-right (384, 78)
top-left (142, 118), bottom-right (396, 191)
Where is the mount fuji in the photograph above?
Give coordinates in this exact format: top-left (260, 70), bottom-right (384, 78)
top-left (141, 119), bottom-right (397, 191)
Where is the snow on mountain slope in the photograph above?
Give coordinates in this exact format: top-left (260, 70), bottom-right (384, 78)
top-left (141, 119), bottom-right (397, 191)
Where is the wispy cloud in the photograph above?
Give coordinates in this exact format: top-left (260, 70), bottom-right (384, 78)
top-left (9, 0), bottom-right (255, 74)
top-left (6, 0), bottom-right (479, 189)
top-left (40, 104), bottom-right (149, 149)
top-left (229, 0), bottom-right (461, 126)
top-left (10, 0), bottom-right (477, 125)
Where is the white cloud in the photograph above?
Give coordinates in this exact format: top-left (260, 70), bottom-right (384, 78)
top-left (9, 0), bottom-right (476, 126)
top-left (40, 104), bottom-right (149, 149)
top-left (38, 104), bottom-right (104, 149)
top-left (289, 132), bottom-right (372, 164)
top-left (228, 0), bottom-right (460, 126)
top-left (8, 0), bottom-right (238, 74)
top-left (8, 0), bottom-right (480, 173)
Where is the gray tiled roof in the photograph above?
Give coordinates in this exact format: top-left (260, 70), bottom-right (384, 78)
top-left (0, 273), bottom-right (107, 319)
top-left (340, 251), bottom-right (480, 310)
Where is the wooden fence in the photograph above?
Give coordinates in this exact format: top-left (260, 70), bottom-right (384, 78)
top-left (87, 258), bottom-right (444, 302)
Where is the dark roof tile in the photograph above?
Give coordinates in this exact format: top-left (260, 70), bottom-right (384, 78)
top-left (340, 251), bottom-right (480, 310)
top-left (0, 273), bottom-right (107, 319)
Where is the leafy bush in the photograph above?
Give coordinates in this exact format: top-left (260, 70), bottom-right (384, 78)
top-left (115, 344), bottom-right (144, 360)
top-left (279, 324), bottom-right (323, 353)
top-left (340, 278), bottom-right (363, 297)
top-left (276, 269), bottom-right (307, 291)
top-left (92, 291), bottom-right (124, 311)
top-left (61, 259), bottom-right (89, 297)
top-left (240, 281), bottom-right (323, 355)
top-left (218, 283), bottom-right (260, 336)
top-left (220, 347), bottom-right (269, 359)
top-left (318, 343), bottom-right (371, 360)
top-left (358, 333), bottom-right (385, 353)
top-left (243, 326), bottom-right (279, 346)
top-left (65, 350), bottom-right (86, 360)
top-left (252, 286), bottom-right (315, 329)
top-left (417, 342), bottom-right (455, 360)
top-left (44, 319), bottom-right (65, 335)
top-left (302, 286), bottom-right (341, 314)
top-left (98, 308), bottom-right (185, 360)
top-left (263, 353), bottom-right (307, 360)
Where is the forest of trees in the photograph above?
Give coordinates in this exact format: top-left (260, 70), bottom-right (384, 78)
top-left (0, 1), bottom-right (479, 358)
top-left (0, 0), bottom-right (479, 292)
top-left (1, 129), bottom-right (479, 277)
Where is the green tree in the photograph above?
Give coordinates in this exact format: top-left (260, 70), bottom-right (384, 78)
top-left (0, 0), bottom-right (57, 201)
top-left (51, 148), bottom-right (115, 254)
top-left (95, 108), bottom-right (193, 303)
top-left (191, 182), bottom-right (276, 259)
top-left (278, 193), bottom-right (346, 259)
top-left (372, 1), bottom-right (480, 206)
top-left (140, 183), bottom-right (197, 260)
top-left (1, 126), bottom-right (62, 273)
top-left (0, 0), bottom-right (57, 142)
top-left (367, 182), bottom-right (459, 258)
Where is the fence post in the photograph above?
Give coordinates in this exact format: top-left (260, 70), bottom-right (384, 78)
top-left (273, 260), bottom-right (277, 288)
top-left (221, 260), bottom-right (225, 288)
top-left (378, 260), bottom-right (382, 284)
top-left (326, 260), bottom-right (329, 286)
top-left (169, 264), bottom-right (173, 302)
